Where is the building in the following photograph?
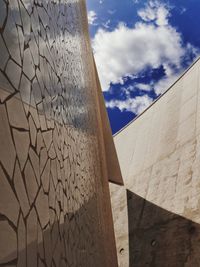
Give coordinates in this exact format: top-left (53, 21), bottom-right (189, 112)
top-left (0, 0), bottom-right (122, 266)
top-left (110, 57), bottom-right (200, 267)
top-left (1, 0), bottom-right (200, 266)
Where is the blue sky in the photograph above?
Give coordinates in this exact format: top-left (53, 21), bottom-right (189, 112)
top-left (86, 0), bottom-right (200, 134)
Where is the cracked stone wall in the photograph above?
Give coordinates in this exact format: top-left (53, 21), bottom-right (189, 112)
top-left (110, 58), bottom-right (200, 266)
top-left (0, 0), bottom-right (118, 266)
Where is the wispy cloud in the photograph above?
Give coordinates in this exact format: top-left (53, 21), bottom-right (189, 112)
top-left (106, 95), bottom-right (153, 115)
top-left (108, 9), bottom-right (116, 15)
top-left (135, 83), bottom-right (152, 91)
top-left (102, 20), bottom-right (111, 29)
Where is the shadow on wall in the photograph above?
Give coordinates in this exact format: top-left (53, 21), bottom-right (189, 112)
top-left (0, 195), bottom-right (106, 267)
top-left (127, 190), bottom-right (200, 267)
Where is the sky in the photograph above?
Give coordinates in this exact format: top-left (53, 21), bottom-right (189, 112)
top-left (86, 0), bottom-right (200, 134)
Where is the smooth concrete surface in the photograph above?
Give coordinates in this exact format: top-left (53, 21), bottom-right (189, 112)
top-left (110, 57), bottom-right (200, 266)
top-left (94, 60), bottom-right (123, 186)
top-left (0, 0), bottom-right (120, 266)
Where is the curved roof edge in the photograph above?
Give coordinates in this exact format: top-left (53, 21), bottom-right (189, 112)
top-left (114, 56), bottom-right (200, 138)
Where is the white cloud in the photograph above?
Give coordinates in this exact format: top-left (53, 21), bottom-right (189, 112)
top-left (106, 95), bottom-right (153, 115)
top-left (154, 72), bottom-right (180, 95)
top-left (138, 1), bottom-right (170, 26)
top-left (135, 83), bottom-right (152, 91)
top-left (88, 10), bottom-right (97, 25)
top-left (92, 1), bottom-right (198, 91)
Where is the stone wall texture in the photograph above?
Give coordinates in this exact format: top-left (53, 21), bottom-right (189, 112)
top-left (0, 0), bottom-right (119, 266)
top-left (110, 58), bottom-right (200, 267)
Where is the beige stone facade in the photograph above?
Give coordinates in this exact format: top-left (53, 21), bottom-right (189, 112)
top-left (110, 57), bottom-right (200, 266)
top-left (0, 0), bottom-right (122, 266)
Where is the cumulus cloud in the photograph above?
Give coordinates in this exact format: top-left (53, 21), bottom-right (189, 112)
top-left (106, 95), bottom-right (153, 115)
top-left (92, 1), bottom-right (198, 91)
top-left (138, 0), bottom-right (170, 26)
top-left (88, 10), bottom-right (97, 25)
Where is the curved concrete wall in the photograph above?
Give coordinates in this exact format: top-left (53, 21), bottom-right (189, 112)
top-left (110, 58), bottom-right (200, 266)
top-left (0, 1), bottom-right (120, 266)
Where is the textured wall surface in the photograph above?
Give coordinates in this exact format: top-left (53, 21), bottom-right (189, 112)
top-left (0, 0), bottom-right (118, 266)
top-left (110, 58), bottom-right (200, 266)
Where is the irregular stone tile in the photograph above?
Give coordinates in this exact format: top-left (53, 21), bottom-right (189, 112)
top-left (0, 165), bottom-right (19, 226)
top-left (37, 102), bottom-right (47, 131)
top-left (0, 105), bottom-right (16, 178)
top-left (0, 35), bottom-right (9, 71)
top-left (0, 0), bottom-right (7, 28)
top-left (53, 236), bottom-right (61, 267)
top-left (55, 200), bottom-right (60, 220)
top-left (38, 223), bottom-right (45, 259)
top-left (31, 7), bottom-right (40, 39)
top-left (14, 161), bottom-right (30, 217)
top-left (0, 221), bottom-right (17, 264)
top-left (20, 74), bottom-right (31, 114)
top-left (17, 215), bottom-right (26, 267)
top-left (16, 25), bottom-right (24, 60)
top-left (48, 143), bottom-right (56, 159)
top-left (9, 1), bottom-right (21, 26)
top-left (32, 77), bottom-right (42, 104)
top-left (18, 1), bottom-right (30, 41)
top-left (29, 115), bottom-right (37, 147)
top-left (0, 87), bottom-right (10, 102)
top-left (29, 105), bottom-right (40, 129)
top-left (59, 211), bottom-right (64, 237)
top-left (24, 160), bottom-right (38, 205)
top-left (35, 188), bottom-right (50, 229)
top-left (51, 159), bottom-right (58, 188)
top-left (42, 130), bottom-right (52, 150)
top-left (43, 226), bottom-right (52, 267)
top-left (5, 59), bottom-right (21, 89)
top-left (23, 48), bottom-right (35, 80)
top-left (29, 147), bottom-right (40, 185)
top-left (37, 130), bottom-right (44, 154)
top-left (49, 176), bottom-right (56, 209)
top-left (27, 208), bottom-right (37, 267)
top-left (13, 129), bottom-right (30, 171)
top-left (39, 113), bottom-right (48, 131)
top-left (49, 209), bottom-right (56, 226)
top-left (41, 159), bottom-right (50, 193)
top-left (56, 159), bottom-right (62, 181)
top-left (6, 94), bottom-right (29, 130)
top-left (0, 72), bottom-right (15, 96)
top-left (35, 68), bottom-right (44, 94)
top-left (22, 0), bottom-right (34, 15)
top-left (40, 147), bottom-right (48, 175)
top-left (46, 118), bottom-right (52, 130)
top-left (29, 33), bottom-right (39, 66)
top-left (3, 11), bottom-right (21, 66)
